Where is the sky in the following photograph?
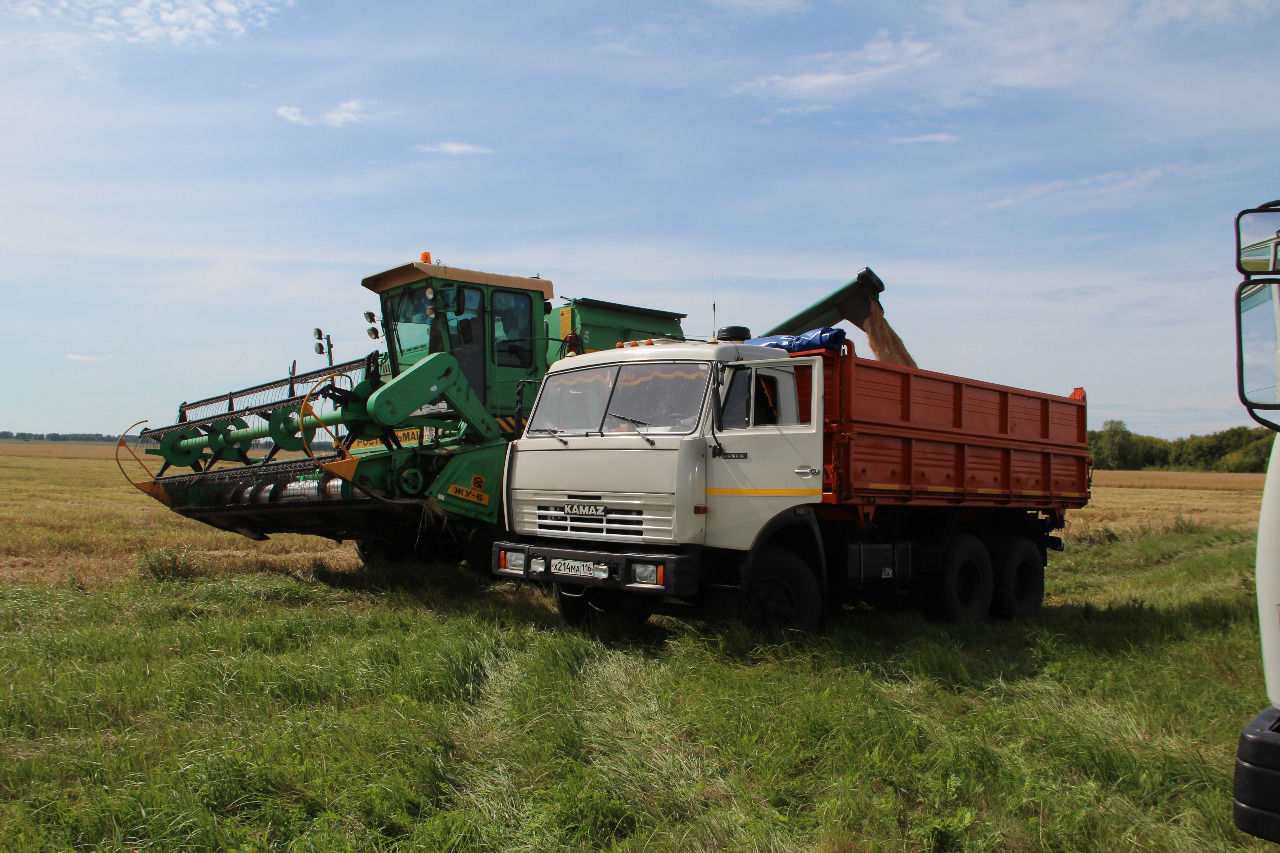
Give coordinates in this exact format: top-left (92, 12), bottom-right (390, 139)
top-left (2, 0), bottom-right (1278, 439)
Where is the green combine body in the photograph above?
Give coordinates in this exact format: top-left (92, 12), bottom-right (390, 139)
top-left (119, 258), bottom-right (686, 564)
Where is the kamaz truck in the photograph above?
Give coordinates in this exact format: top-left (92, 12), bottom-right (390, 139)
top-left (1231, 201), bottom-right (1280, 843)
top-left (492, 321), bottom-right (1090, 630)
top-left (117, 255), bottom-right (686, 566)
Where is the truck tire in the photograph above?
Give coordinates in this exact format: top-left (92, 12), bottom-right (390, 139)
top-left (744, 547), bottom-right (823, 633)
top-left (927, 534), bottom-right (993, 621)
top-left (554, 582), bottom-right (594, 626)
top-left (990, 537), bottom-right (1044, 619)
top-left (553, 583), bottom-right (650, 630)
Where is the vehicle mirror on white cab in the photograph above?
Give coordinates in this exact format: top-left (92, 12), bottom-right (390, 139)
top-left (1238, 282), bottom-right (1280, 424)
top-left (1239, 210), bottom-right (1280, 274)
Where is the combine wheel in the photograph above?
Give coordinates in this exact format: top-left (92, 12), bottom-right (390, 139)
top-left (926, 534), bottom-right (993, 622)
top-left (462, 529), bottom-right (496, 572)
top-left (990, 537), bottom-right (1044, 620)
top-left (355, 538), bottom-right (413, 567)
top-left (744, 546), bottom-right (823, 633)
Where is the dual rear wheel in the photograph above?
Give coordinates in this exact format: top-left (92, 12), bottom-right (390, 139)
top-left (926, 533), bottom-right (1044, 621)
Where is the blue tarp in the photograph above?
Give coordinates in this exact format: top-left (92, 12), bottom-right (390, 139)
top-left (745, 327), bottom-right (846, 353)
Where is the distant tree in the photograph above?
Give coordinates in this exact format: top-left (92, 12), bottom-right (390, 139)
top-left (1089, 420), bottom-right (1135, 470)
top-left (0, 431), bottom-right (11, 440)
top-left (1218, 434), bottom-right (1275, 472)
top-left (1090, 423), bottom-right (1273, 472)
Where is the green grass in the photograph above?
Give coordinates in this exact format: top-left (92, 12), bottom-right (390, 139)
top-left (0, 521), bottom-right (1271, 851)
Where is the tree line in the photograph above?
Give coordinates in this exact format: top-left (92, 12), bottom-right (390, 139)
top-left (1089, 420), bottom-right (1274, 472)
top-left (0, 432), bottom-right (116, 442)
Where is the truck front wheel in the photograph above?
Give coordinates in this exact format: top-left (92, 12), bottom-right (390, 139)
top-left (927, 534), bottom-right (993, 621)
top-left (990, 537), bottom-right (1044, 619)
top-left (744, 547), bottom-right (823, 633)
top-left (553, 583), bottom-right (651, 630)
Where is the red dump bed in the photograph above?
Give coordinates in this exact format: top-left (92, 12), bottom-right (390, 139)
top-left (805, 349), bottom-right (1090, 512)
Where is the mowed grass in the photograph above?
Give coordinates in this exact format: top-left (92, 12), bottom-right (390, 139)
top-left (0, 441), bottom-right (1272, 851)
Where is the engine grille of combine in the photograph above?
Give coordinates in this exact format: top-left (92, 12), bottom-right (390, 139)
top-left (512, 491), bottom-right (675, 541)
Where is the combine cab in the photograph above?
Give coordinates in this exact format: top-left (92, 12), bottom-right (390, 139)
top-left (118, 256), bottom-right (686, 564)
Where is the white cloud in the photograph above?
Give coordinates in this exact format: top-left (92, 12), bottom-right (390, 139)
top-left (889, 133), bottom-right (958, 144)
top-left (732, 0), bottom-right (1280, 119)
top-left (276, 100), bottom-right (374, 128)
top-left (413, 142), bottom-right (494, 155)
top-left (734, 32), bottom-right (938, 99)
top-left (320, 100), bottom-right (372, 127)
top-left (65, 353), bottom-right (112, 362)
top-left (2, 0), bottom-right (289, 45)
top-left (755, 103), bottom-right (836, 124)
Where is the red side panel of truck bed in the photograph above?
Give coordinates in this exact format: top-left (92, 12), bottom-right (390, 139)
top-left (808, 349), bottom-right (1090, 511)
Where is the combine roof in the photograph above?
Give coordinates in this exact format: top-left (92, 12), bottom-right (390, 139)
top-left (361, 261), bottom-right (555, 299)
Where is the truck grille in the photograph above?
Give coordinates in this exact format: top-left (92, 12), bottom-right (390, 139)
top-left (512, 491), bottom-right (675, 541)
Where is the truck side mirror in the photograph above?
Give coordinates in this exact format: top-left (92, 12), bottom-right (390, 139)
top-left (1239, 209), bottom-right (1280, 275)
top-left (1240, 282), bottom-right (1280, 412)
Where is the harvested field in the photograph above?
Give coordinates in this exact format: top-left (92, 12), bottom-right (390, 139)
top-left (0, 441), bottom-right (1271, 851)
top-left (0, 441), bottom-right (1266, 585)
top-left (1074, 469), bottom-right (1264, 535)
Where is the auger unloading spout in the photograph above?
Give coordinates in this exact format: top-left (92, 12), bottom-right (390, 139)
top-left (765, 266), bottom-right (917, 368)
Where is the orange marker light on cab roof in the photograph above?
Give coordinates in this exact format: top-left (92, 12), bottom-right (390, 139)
top-left (421, 251), bottom-right (432, 264)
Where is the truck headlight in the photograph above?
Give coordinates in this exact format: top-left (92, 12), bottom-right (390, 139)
top-left (529, 556), bottom-right (546, 574)
top-left (632, 561), bottom-right (664, 586)
top-left (505, 551), bottom-right (526, 572)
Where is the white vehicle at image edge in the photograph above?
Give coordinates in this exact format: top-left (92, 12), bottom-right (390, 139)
top-left (1232, 200), bottom-right (1280, 842)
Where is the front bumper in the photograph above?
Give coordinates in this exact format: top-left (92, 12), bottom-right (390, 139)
top-left (1235, 705), bottom-right (1280, 842)
top-left (492, 540), bottom-right (701, 598)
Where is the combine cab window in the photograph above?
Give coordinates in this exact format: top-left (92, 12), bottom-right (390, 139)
top-left (388, 284), bottom-right (438, 355)
top-left (493, 290), bottom-right (534, 368)
top-left (441, 287), bottom-right (486, 404)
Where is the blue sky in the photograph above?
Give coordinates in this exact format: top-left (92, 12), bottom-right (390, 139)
top-left (2, 0), bottom-right (1277, 438)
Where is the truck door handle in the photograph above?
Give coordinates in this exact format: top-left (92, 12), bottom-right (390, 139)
top-left (794, 466), bottom-right (820, 477)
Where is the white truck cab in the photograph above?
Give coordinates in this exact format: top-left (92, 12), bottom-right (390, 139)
top-left (494, 333), bottom-right (826, 627)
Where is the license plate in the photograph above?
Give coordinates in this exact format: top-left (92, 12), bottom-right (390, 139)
top-left (551, 558), bottom-right (599, 577)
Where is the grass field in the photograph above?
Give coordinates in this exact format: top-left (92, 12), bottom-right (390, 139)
top-left (0, 441), bottom-right (1272, 851)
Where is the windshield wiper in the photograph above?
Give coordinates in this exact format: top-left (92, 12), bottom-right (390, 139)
top-left (607, 411), bottom-right (656, 446)
top-left (527, 427), bottom-right (570, 445)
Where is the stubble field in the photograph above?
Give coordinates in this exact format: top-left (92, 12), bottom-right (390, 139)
top-left (0, 440), bottom-right (1272, 851)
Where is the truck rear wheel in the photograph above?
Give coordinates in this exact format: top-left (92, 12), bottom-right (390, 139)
top-left (990, 537), bottom-right (1044, 619)
top-left (927, 534), bottom-right (993, 621)
top-left (744, 547), bottom-right (823, 633)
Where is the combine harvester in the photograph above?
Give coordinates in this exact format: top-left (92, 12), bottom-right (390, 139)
top-left (117, 254), bottom-right (685, 566)
top-left (117, 253), bottom-right (913, 570)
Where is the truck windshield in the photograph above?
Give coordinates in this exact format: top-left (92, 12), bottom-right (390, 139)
top-left (528, 362), bottom-right (710, 436)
